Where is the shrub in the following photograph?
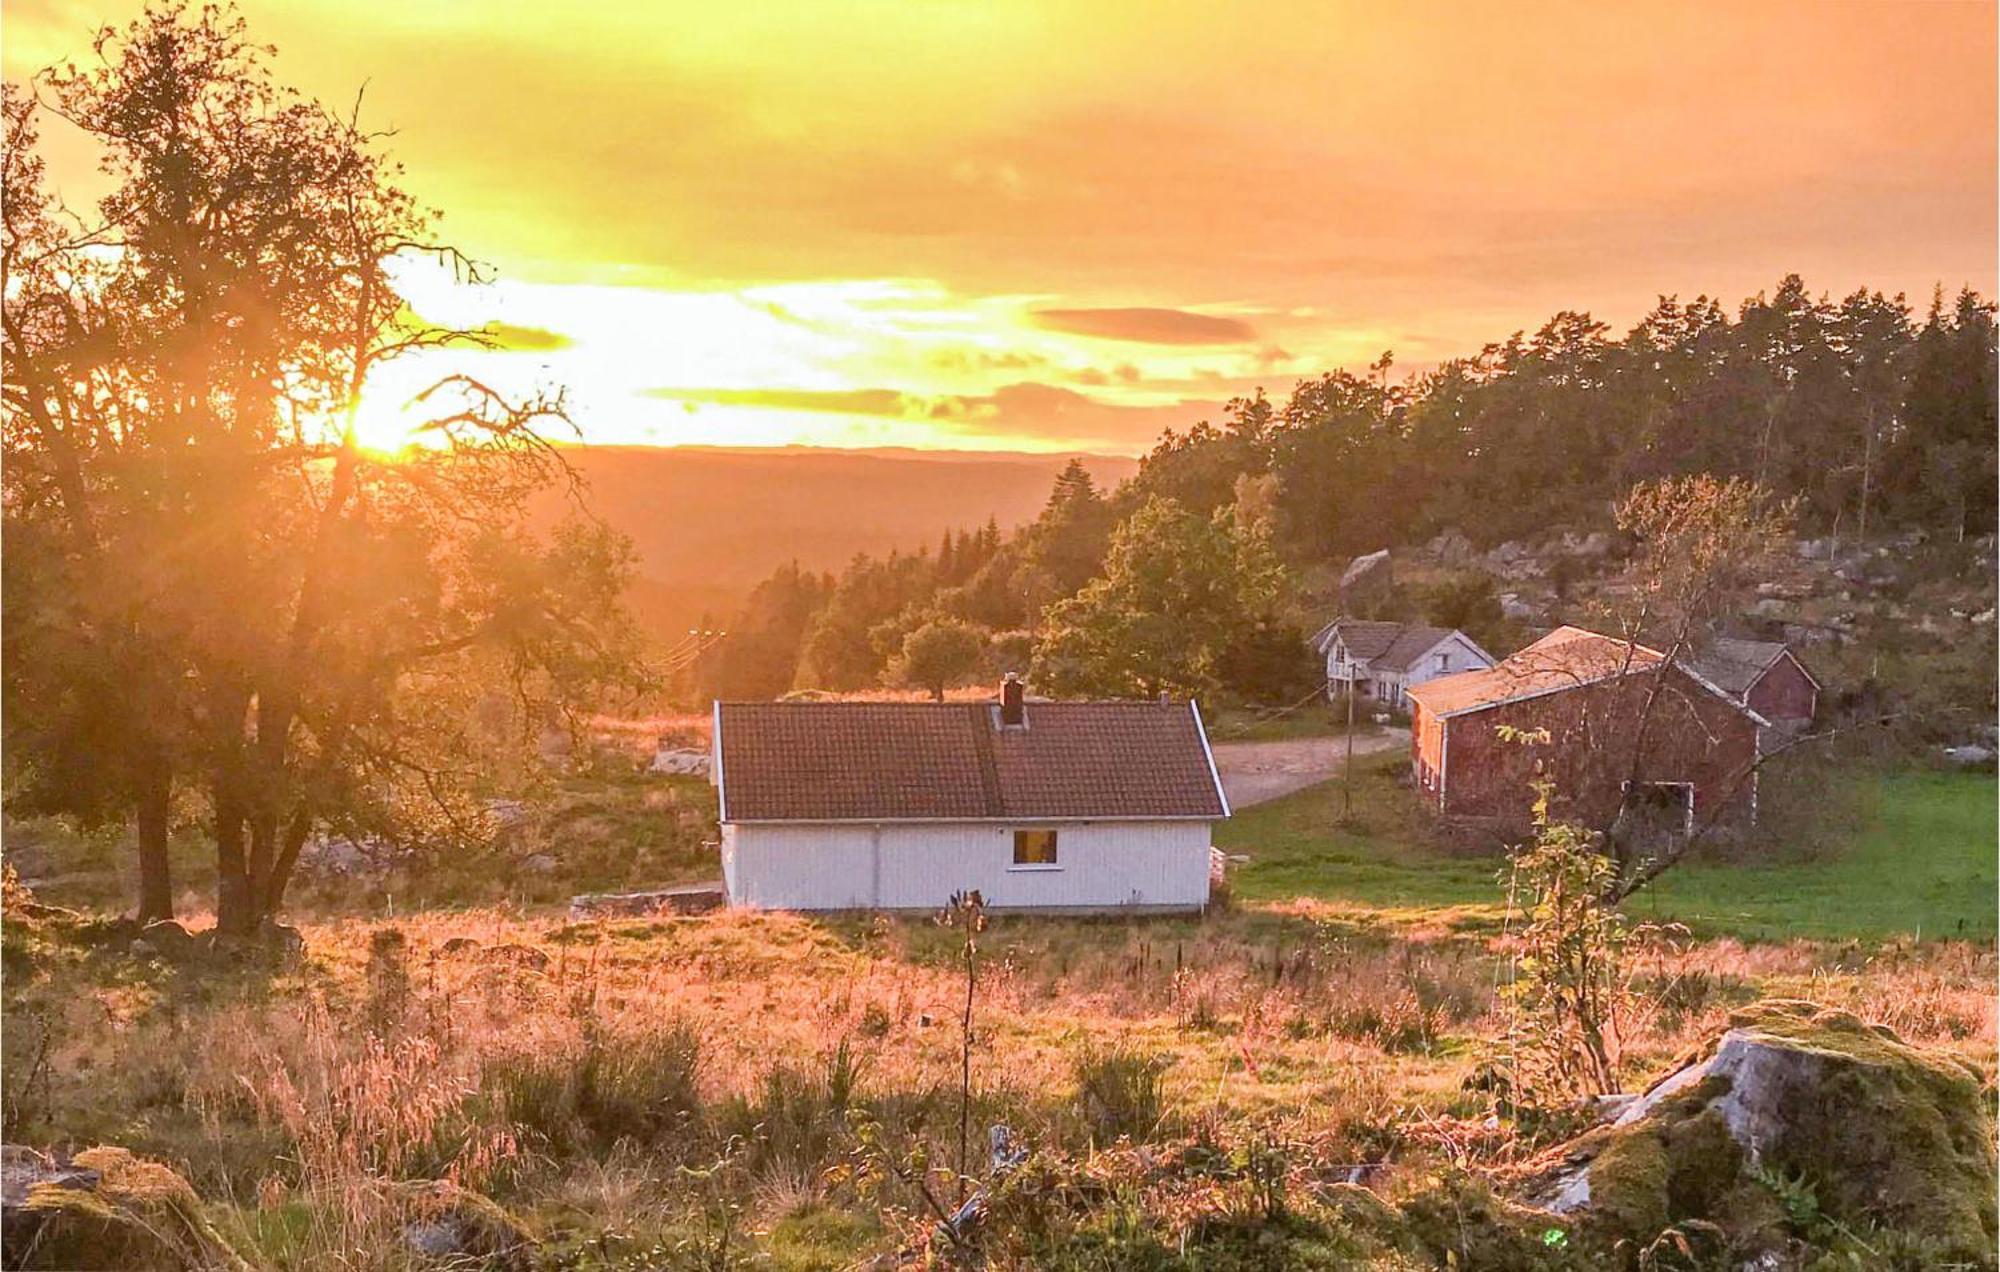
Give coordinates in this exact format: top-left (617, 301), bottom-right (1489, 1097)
top-left (719, 1039), bottom-right (864, 1174)
top-left (1073, 1044), bottom-right (1170, 1144)
top-left (483, 1021), bottom-right (704, 1158)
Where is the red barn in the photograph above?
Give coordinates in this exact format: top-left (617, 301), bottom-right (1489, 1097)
top-left (1405, 626), bottom-right (1767, 837)
top-left (1685, 637), bottom-right (1819, 734)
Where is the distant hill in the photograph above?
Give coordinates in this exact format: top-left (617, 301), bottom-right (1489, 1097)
top-left (548, 446), bottom-right (1140, 635)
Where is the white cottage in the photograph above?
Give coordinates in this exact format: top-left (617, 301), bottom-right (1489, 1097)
top-left (710, 678), bottom-right (1229, 913)
top-left (1310, 618), bottom-right (1496, 710)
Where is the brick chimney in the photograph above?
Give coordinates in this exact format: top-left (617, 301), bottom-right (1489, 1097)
top-left (1000, 672), bottom-right (1025, 726)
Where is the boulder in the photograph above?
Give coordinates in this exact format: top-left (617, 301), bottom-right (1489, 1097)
top-left (478, 943), bottom-right (551, 972)
top-left (1942, 744), bottom-right (1996, 769)
top-left (1531, 1000), bottom-right (1996, 1265)
top-left (1551, 529), bottom-right (1614, 559)
top-left (483, 798), bottom-right (529, 830)
top-left (649, 747), bottom-right (711, 776)
top-left (394, 1181), bottom-right (535, 1271)
top-left (1339, 548), bottom-right (1394, 601)
top-left (131, 919), bottom-right (197, 962)
top-left (567, 884), bottom-right (724, 921)
top-left (1, 1145), bottom-right (246, 1271)
top-left (1427, 528), bottom-right (1476, 567)
top-left (1497, 592), bottom-right (1538, 623)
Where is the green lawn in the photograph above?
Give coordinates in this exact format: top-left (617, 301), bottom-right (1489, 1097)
top-left (1632, 771), bottom-right (1997, 941)
top-left (1218, 755), bottom-right (1997, 942)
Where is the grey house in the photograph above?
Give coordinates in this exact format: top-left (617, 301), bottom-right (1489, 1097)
top-left (1310, 618), bottom-right (1497, 710)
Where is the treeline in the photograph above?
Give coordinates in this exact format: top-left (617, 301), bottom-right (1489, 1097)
top-left (693, 275), bottom-right (1997, 704)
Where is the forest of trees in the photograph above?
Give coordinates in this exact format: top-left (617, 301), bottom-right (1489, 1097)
top-left (695, 278), bottom-right (1997, 705)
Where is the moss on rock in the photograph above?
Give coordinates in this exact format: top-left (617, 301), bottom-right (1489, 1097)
top-left (1535, 999), bottom-right (1997, 1268)
top-left (4, 1145), bottom-right (246, 1271)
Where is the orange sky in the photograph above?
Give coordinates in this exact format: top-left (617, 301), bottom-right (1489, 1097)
top-left (8, 0), bottom-right (1996, 453)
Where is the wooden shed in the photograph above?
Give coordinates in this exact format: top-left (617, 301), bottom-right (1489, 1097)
top-left (1405, 626), bottom-right (1767, 836)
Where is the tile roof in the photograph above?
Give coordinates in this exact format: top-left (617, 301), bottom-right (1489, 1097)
top-left (1685, 638), bottom-right (1792, 698)
top-left (1404, 626), bottom-right (1663, 717)
top-left (715, 699), bottom-right (1228, 823)
top-left (1405, 625), bottom-right (1771, 726)
top-left (1314, 618), bottom-right (1458, 671)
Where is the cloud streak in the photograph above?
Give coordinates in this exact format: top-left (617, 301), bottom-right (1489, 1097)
top-left (1030, 307), bottom-right (1257, 345)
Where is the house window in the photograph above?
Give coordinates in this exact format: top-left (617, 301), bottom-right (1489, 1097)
top-left (1435, 652), bottom-right (1449, 672)
top-left (1012, 829), bottom-right (1059, 866)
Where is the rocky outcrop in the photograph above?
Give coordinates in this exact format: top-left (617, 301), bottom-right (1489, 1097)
top-left (1, 1145), bottom-right (247, 1271)
top-left (649, 747), bottom-right (711, 776)
top-left (1339, 548), bottom-right (1395, 602)
top-left (567, 884), bottom-right (724, 920)
top-left (1530, 1000), bottom-right (1997, 1267)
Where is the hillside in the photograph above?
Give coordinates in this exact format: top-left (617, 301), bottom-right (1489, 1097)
top-left (547, 446), bottom-right (1140, 633)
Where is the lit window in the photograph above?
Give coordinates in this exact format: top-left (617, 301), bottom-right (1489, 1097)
top-left (1012, 829), bottom-right (1058, 865)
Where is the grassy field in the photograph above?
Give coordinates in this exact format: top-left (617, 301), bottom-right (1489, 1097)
top-left (3, 745), bottom-right (1993, 1268)
top-left (1220, 752), bottom-right (1998, 942)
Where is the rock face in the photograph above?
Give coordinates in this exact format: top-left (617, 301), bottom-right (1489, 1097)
top-left (1, 1145), bottom-right (245, 1271)
top-left (1339, 548), bottom-right (1395, 606)
top-left (567, 883), bottom-right (725, 920)
top-left (1534, 1000), bottom-right (1997, 1265)
top-left (649, 747), bottom-right (711, 776)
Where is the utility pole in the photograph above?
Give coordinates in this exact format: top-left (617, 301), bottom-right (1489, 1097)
top-left (1342, 670), bottom-right (1356, 818)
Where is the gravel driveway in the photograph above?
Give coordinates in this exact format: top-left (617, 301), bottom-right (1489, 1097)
top-left (1210, 728), bottom-right (1409, 809)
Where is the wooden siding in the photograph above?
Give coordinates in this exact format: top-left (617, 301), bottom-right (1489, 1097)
top-left (1434, 664), bottom-right (1759, 831)
top-left (1745, 653), bottom-right (1817, 725)
top-left (1411, 700), bottom-right (1446, 802)
top-left (724, 820), bottom-right (1213, 912)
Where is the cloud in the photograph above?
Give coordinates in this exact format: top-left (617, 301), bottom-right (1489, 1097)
top-left (923, 382), bottom-right (1220, 447)
top-left (640, 380), bottom-right (1217, 449)
top-left (643, 387), bottom-right (916, 416)
top-left (485, 321), bottom-right (573, 352)
top-left (1030, 307), bottom-right (1258, 345)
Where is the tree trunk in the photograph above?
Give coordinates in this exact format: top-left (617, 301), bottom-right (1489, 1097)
top-left (212, 770), bottom-right (254, 935)
top-left (246, 814), bottom-right (278, 921)
top-left (261, 806), bottom-right (314, 924)
top-left (135, 758), bottom-right (174, 924)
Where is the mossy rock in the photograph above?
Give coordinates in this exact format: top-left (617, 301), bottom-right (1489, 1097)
top-left (1536, 999), bottom-right (1996, 1268)
top-left (2, 1145), bottom-right (246, 1271)
top-left (1395, 1171), bottom-right (1583, 1270)
top-left (393, 1180), bottom-right (537, 1271)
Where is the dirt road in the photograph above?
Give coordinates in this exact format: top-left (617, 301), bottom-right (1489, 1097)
top-left (1210, 728), bottom-right (1409, 809)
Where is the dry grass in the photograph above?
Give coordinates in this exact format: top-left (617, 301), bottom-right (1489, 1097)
top-left (4, 893), bottom-right (1991, 1268)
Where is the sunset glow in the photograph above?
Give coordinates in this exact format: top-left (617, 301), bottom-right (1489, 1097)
top-left (11, 0), bottom-right (1996, 453)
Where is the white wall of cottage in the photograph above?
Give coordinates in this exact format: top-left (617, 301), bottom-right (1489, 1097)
top-left (721, 819), bottom-right (1213, 912)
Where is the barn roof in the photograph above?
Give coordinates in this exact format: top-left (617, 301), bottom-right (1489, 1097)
top-left (1684, 637), bottom-right (1804, 698)
top-left (1312, 618), bottom-right (1461, 671)
top-left (713, 699), bottom-right (1229, 823)
top-left (1404, 625), bottom-right (1769, 725)
top-left (1404, 626), bottom-right (1658, 716)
